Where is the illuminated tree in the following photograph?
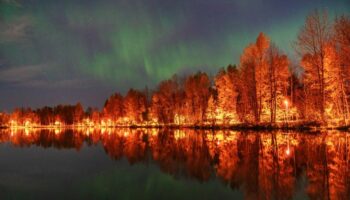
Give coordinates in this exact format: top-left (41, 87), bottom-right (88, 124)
top-left (240, 32), bottom-right (270, 123)
top-left (205, 91), bottom-right (218, 125)
top-left (123, 89), bottom-right (147, 123)
top-left (0, 112), bottom-right (9, 125)
top-left (86, 107), bottom-right (100, 123)
top-left (334, 15), bottom-right (350, 74)
top-left (322, 44), bottom-right (346, 122)
top-left (184, 72), bottom-right (210, 124)
top-left (214, 65), bottom-right (239, 124)
top-left (35, 106), bottom-right (55, 125)
top-left (266, 45), bottom-right (290, 123)
top-left (333, 15), bottom-right (350, 123)
top-left (73, 102), bottom-right (84, 124)
top-left (150, 75), bottom-right (183, 124)
top-left (103, 93), bottom-right (124, 122)
top-left (296, 10), bottom-right (331, 122)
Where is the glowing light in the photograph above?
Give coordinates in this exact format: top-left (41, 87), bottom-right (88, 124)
top-left (24, 120), bottom-right (31, 127)
top-left (54, 128), bottom-right (60, 135)
top-left (174, 114), bottom-right (185, 125)
top-left (24, 128), bottom-right (30, 136)
top-left (123, 131), bottom-right (129, 137)
top-left (174, 130), bottom-right (186, 140)
top-left (284, 99), bottom-right (289, 108)
top-left (285, 147), bottom-right (290, 156)
top-left (9, 120), bottom-right (17, 127)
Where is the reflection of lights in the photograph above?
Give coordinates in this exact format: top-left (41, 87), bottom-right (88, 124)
top-left (85, 127), bottom-right (94, 135)
top-left (54, 128), bottom-right (60, 135)
top-left (150, 129), bottom-right (158, 137)
top-left (101, 127), bottom-right (106, 134)
top-left (24, 128), bottom-right (30, 136)
top-left (123, 131), bottom-right (129, 137)
top-left (284, 99), bottom-right (289, 108)
top-left (207, 132), bottom-right (224, 144)
top-left (10, 129), bottom-right (15, 137)
top-left (285, 147), bottom-right (290, 156)
top-left (174, 130), bottom-right (186, 140)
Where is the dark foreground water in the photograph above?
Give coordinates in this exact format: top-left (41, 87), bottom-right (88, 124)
top-left (0, 128), bottom-right (349, 200)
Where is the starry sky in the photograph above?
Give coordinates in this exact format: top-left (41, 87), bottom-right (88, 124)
top-left (0, 0), bottom-right (349, 111)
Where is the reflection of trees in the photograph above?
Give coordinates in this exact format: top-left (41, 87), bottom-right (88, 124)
top-left (305, 134), bottom-right (330, 199)
top-left (101, 129), bottom-right (147, 164)
top-left (148, 129), bottom-right (213, 181)
top-left (0, 129), bottom-right (87, 150)
top-left (257, 133), bottom-right (296, 200)
top-left (0, 128), bottom-right (350, 199)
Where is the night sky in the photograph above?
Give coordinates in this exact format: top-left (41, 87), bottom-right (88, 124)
top-left (0, 0), bottom-right (349, 111)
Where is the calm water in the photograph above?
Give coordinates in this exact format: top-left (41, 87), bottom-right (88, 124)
top-left (0, 128), bottom-right (349, 200)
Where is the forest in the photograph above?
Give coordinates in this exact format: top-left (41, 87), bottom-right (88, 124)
top-left (1, 10), bottom-right (350, 128)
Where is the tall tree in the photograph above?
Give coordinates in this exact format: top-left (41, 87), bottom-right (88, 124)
top-left (333, 15), bottom-right (350, 123)
top-left (266, 45), bottom-right (290, 123)
top-left (124, 89), bottom-right (147, 123)
top-left (103, 93), bottom-right (124, 122)
top-left (150, 75), bottom-right (182, 124)
top-left (240, 32), bottom-right (270, 123)
top-left (73, 102), bottom-right (84, 124)
top-left (184, 72), bottom-right (210, 124)
top-left (214, 65), bottom-right (239, 124)
top-left (295, 10), bottom-right (331, 122)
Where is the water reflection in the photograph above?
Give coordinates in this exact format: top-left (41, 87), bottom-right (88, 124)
top-left (0, 128), bottom-right (349, 199)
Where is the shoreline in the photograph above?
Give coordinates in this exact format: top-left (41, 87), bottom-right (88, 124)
top-left (1, 123), bottom-right (349, 132)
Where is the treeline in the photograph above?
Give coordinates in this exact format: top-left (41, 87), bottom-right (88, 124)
top-left (1, 10), bottom-right (349, 127)
top-left (0, 104), bottom-right (87, 125)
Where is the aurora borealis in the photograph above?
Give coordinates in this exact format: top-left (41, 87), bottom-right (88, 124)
top-left (0, 0), bottom-right (349, 111)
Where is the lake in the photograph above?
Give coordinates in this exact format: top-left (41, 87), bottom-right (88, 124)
top-left (0, 128), bottom-right (349, 200)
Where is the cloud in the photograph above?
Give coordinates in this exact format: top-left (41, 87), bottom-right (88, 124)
top-left (0, 64), bottom-right (46, 83)
top-left (0, 64), bottom-right (108, 89)
top-left (0, 16), bottom-right (32, 43)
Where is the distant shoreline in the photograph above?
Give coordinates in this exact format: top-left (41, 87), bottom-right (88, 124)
top-left (1, 123), bottom-right (349, 132)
